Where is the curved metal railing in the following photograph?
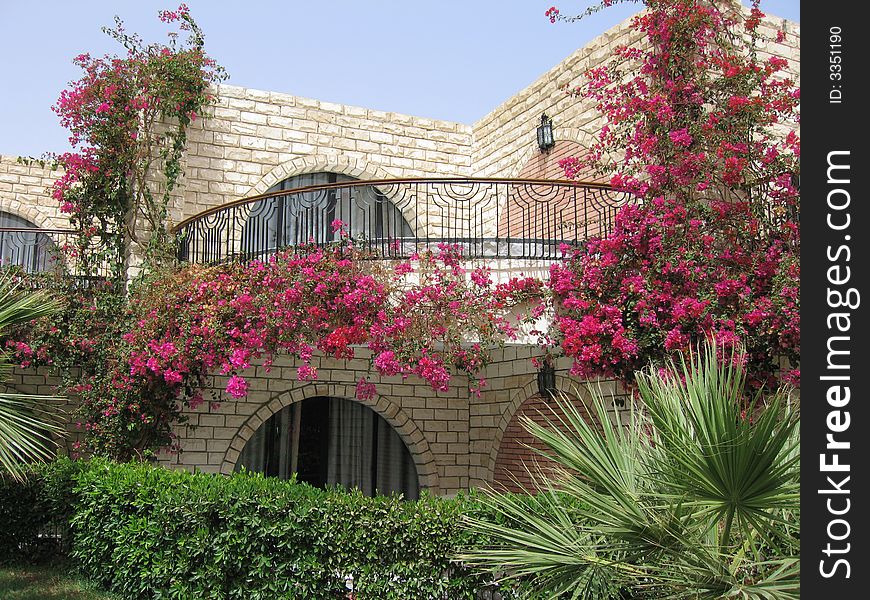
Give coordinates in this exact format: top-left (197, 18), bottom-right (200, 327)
top-left (0, 227), bottom-right (70, 274)
top-left (0, 227), bottom-right (120, 285)
top-left (172, 177), bottom-right (634, 263)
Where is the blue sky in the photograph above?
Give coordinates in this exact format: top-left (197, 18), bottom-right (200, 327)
top-left (0, 1), bottom-right (799, 157)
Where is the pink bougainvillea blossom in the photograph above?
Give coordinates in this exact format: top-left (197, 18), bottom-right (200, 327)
top-left (225, 375), bottom-right (249, 398)
top-left (548, 0), bottom-right (799, 389)
top-left (14, 235), bottom-right (546, 457)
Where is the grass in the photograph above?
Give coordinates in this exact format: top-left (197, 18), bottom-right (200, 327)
top-left (0, 563), bottom-right (118, 600)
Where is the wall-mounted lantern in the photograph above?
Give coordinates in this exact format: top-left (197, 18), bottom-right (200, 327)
top-left (537, 362), bottom-right (556, 397)
top-left (536, 113), bottom-right (555, 153)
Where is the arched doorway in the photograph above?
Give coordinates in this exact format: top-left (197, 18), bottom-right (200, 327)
top-left (236, 396), bottom-right (420, 500)
top-left (492, 391), bottom-right (593, 493)
top-left (241, 172), bottom-right (413, 259)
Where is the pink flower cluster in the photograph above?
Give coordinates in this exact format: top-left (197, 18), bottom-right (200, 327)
top-left (50, 4), bottom-right (226, 275)
top-left (43, 238), bottom-right (544, 457)
top-left (550, 194), bottom-right (799, 388)
top-left (158, 3), bottom-right (190, 23)
top-left (545, 7), bottom-right (560, 23)
top-left (549, 0), bottom-right (800, 389)
top-left (563, 1), bottom-right (799, 210)
top-left (366, 243), bottom-right (544, 394)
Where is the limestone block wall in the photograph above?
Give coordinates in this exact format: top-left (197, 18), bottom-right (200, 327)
top-left (0, 156), bottom-right (67, 229)
top-left (470, 18), bottom-right (643, 181)
top-left (171, 86), bottom-right (474, 227)
top-left (157, 349), bottom-right (470, 494)
top-left (4, 345), bottom-right (629, 498)
top-left (157, 344), bottom-right (630, 496)
top-left (469, 11), bottom-right (800, 181)
top-left (167, 11), bottom-right (799, 247)
top-left (2, 366), bottom-right (84, 455)
top-left (3, 10), bottom-right (801, 239)
top-left (5, 345), bottom-right (627, 497)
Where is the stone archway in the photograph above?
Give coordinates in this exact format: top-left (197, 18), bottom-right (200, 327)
top-left (241, 156), bottom-right (423, 239)
top-left (498, 134), bottom-right (610, 244)
top-left (504, 128), bottom-right (602, 181)
top-left (0, 201), bottom-right (60, 230)
top-left (248, 155), bottom-right (398, 198)
top-left (0, 206), bottom-right (68, 273)
top-left (486, 375), bottom-right (594, 491)
top-left (219, 383), bottom-right (440, 494)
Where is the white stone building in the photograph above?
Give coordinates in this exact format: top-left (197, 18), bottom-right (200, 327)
top-left (1, 11), bottom-right (799, 496)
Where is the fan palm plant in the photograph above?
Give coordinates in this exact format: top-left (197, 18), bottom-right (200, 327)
top-left (460, 342), bottom-right (800, 599)
top-left (0, 273), bottom-right (64, 479)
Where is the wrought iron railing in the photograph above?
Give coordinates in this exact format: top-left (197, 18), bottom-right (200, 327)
top-left (0, 227), bottom-right (70, 274)
top-left (0, 227), bottom-right (117, 284)
top-left (172, 178), bottom-right (634, 263)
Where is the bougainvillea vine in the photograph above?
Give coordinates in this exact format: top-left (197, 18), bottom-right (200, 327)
top-left (51, 4), bottom-right (227, 276)
top-left (546, 0), bottom-right (800, 388)
top-left (16, 236), bottom-right (544, 458)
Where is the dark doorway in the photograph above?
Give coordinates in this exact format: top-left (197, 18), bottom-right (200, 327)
top-left (236, 396), bottom-right (420, 500)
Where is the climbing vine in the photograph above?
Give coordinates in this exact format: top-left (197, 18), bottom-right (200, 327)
top-left (51, 3), bottom-right (227, 276)
top-left (547, 0), bottom-right (800, 388)
top-left (16, 234), bottom-right (543, 458)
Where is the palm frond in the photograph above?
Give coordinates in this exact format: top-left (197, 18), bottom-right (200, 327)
top-left (0, 273), bottom-right (64, 479)
top-left (0, 393), bottom-right (64, 480)
top-left (459, 341), bottom-right (800, 598)
top-left (636, 343), bottom-right (800, 549)
top-left (0, 275), bottom-right (61, 330)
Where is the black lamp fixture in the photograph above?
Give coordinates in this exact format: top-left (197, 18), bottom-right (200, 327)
top-left (537, 361), bottom-right (556, 397)
top-left (536, 113), bottom-right (555, 153)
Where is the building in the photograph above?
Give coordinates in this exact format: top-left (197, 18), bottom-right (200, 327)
top-left (0, 10), bottom-right (799, 497)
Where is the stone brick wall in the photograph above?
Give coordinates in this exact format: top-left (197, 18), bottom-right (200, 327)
top-left (158, 348), bottom-right (468, 494)
top-left (470, 17), bottom-right (643, 180)
top-left (3, 11), bottom-right (800, 235)
top-left (164, 10), bottom-right (799, 250)
top-left (166, 10), bottom-right (799, 238)
top-left (171, 86), bottom-right (474, 226)
top-left (2, 366), bottom-right (84, 455)
top-left (156, 344), bottom-right (630, 496)
top-left (469, 10), bottom-right (800, 180)
top-left (0, 156), bottom-right (66, 228)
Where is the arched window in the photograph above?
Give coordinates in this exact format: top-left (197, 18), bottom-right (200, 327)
top-left (236, 396), bottom-right (420, 500)
top-left (0, 211), bottom-right (58, 273)
top-left (241, 172), bottom-right (412, 259)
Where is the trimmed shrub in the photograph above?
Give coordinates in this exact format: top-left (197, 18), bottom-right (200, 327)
top-left (1, 459), bottom-right (511, 599)
top-left (0, 457), bottom-right (84, 563)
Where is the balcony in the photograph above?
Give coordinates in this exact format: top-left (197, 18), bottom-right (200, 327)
top-left (0, 227), bottom-right (118, 285)
top-left (172, 177), bottom-right (634, 264)
top-left (0, 227), bottom-right (65, 274)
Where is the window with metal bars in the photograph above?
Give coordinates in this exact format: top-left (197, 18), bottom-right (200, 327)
top-left (0, 211), bottom-right (58, 273)
top-left (240, 173), bottom-right (412, 259)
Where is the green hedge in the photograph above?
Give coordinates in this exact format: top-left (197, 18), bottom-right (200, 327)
top-left (0, 458), bottom-right (85, 563)
top-left (0, 459), bottom-right (512, 599)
